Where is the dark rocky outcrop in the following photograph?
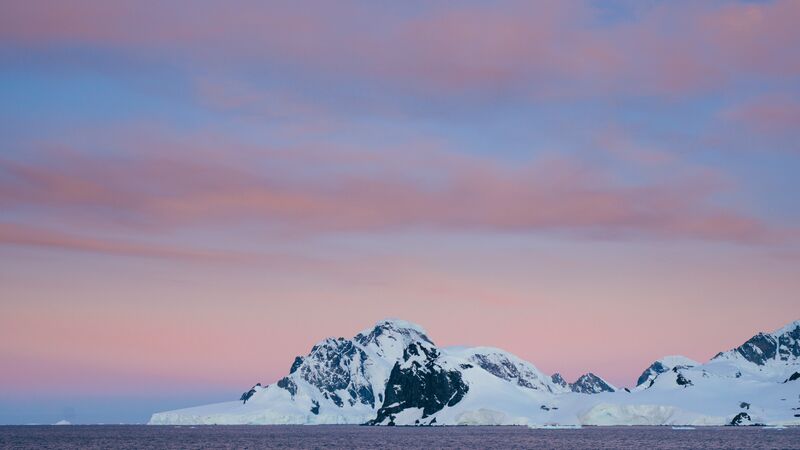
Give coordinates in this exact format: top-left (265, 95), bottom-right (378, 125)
top-left (239, 383), bottom-right (262, 404)
top-left (326, 392), bottom-right (343, 407)
top-left (277, 377), bottom-right (297, 396)
top-left (240, 388), bottom-right (257, 404)
top-left (570, 373), bottom-right (615, 393)
top-left (777, 324), bottom-right (800, 361)
top-left (676, 373), bottom-right (693, 387)
top-left (469, 352), bottom-right (551, 391)
top-left (551, 373), bottom-right (568, 388)
top-left (734, 333), bottom-right (777, 365)
top-left (714, 322), bottom-right (800, 366)
top-left (295, 337), bottom-right (375, 408)
top-left (289, 357), bottom-right (304, 374)
top-left (637, 361), bottom-right (669, 387)
top-left (729, 412), bottom-right (751, 426)
top-left (636, 359), bottom-right (698, 389)
top-left (367, 342), bottom-right (468, 425)
top-left (785, 372), bottom-right (800, 383)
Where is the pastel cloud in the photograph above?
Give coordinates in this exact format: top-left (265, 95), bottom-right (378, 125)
top-left (702, 0), bottom-right (800, 78)
top-left (0, 223), bottom-right (251, 262)
top-left (593, 125), bottom-right (675, 166)
top-left (0, 137), bottom-right (783, 247)
top-left (2, 0), bottom-right (798, 97)
top-left (722, 95), bottom-right (800, 135)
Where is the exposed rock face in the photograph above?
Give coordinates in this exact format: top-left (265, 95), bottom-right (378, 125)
top-left (570, 373), bottom-right (615, 393)
top-left (368, 342), bottom-right (468, 425)
top-left (733, 333), bottom-right (779, 365)
top-left (276, 376), bottom-right (297, 396)
top-left (289, 357), bottom-right (304, 374)
top-left (297, 337), bottom-right (375, 408)
top-left (468, 349), bottom-right (557, 392)
top-left (551, 373), bottom-right (568, 388)
top-left (714, 321), bottom-right (800, 366)
top-left (778, 324), bottom-right (800, 361)
top-left (675, 373), bottom-right (693, 387)
top-left (637, 361), bottom-right (668, 387)
top-left (240, 384), bottom-right (259, 404)
top-left (785, 372), bottom-right (800, 383)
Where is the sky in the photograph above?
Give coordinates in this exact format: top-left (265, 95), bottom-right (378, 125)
top-left (1, 0), bottom-right (799, 424)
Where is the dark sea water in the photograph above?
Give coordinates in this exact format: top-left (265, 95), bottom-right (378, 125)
top-left (1, 425), bottom-right (799, 449)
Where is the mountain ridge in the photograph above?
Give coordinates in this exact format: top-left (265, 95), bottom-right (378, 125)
top-left (150, 318), bottom-right (800, 426)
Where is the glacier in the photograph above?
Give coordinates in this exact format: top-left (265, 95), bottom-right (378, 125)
top-left (149, 318), bottom-right (800, 426)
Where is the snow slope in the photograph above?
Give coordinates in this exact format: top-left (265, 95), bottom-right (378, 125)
top-left (149, 319), bottom-right (800, 426)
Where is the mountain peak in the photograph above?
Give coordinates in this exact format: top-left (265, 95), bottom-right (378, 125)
top-left (636, 355), bottom-right (698, 388)
top-left (551, 372), bottom-right (568, 388)
top-left (353, 318), bottom-right (434, 363)
top-left (571, 373), bottom-right (616, 393)
top-left (659, 355), bottom-right (699, 367)
top-left (772, 319), bottom-right (800, 337)
top-left (355, 319), bottom-right (433, 345)
top-left (373, 318), bottom-right (428, 335)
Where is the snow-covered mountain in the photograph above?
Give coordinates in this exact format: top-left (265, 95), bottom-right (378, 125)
top-left (549, 371), bottom-right (615, 393)
top-left (149, 319), bottom-right (800, 426)
top-left (569, 373), bottom-right (616, 393)
top-left (635, 355), bottom-right (699, 390)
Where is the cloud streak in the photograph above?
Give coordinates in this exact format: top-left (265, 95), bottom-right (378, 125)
top-left (0, 223), bottom-right (253, 262)
top-left (723, 95), bottom-right (800, 136)
top-left (0, 137), bottom-right (786, 247)
top-left (2, 0), bottom-right (798, 98)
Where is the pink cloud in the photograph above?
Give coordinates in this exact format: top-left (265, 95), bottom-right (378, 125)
top-left (0, 136), bottom-right (786, 247)
top-left (593, 125), bottom-right (675, 166)
top-left (2, 1), bottom-right (798, 97)
top-left (722, 95), bottom-right (800, 135)
top-left (0, 223), bottom-right (252, 262)
top-left (192, 76), bottom-right (332, 120)
top-left (702, 0), bottom-right (800, 78)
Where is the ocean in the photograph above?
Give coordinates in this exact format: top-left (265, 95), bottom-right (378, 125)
top-left (1, 425), bottom-right (798, 449)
